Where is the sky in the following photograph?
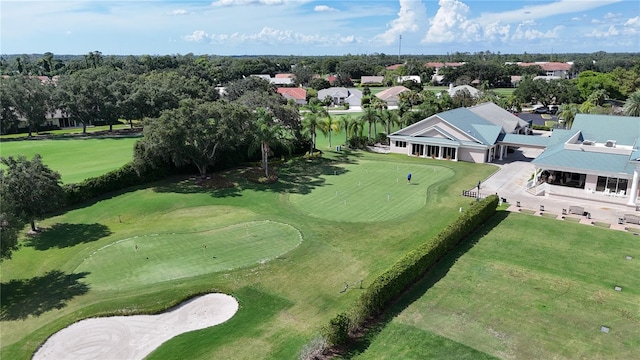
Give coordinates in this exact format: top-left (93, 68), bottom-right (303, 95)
top-left (1, 0), bottom-right (639, 56)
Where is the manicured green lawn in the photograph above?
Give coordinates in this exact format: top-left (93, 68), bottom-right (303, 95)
top-left (0, 150), bottom-right (495, 360)
top-left (355, 212), bottom-right (640, 359)
top-left (0, 137), bottom-right (138, 183)
top-left (289, 160), bottom-right (453, 222)
top-left (0, 124), bottom-right (136, 139)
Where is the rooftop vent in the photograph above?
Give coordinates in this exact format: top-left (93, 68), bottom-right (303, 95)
top-left (582, 140), bottom-right (594, 145)
top-left (605, 140), bottom-right (616, 147)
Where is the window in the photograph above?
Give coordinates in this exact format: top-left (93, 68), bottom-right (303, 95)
top-left (442, 147), bottom-right (456, 160)
top-left (596, 176), bottom-right (628, 193)
top-left (427, 145), bottom-right (439, 157)
top-left (395, 141), bottom-right (407, 148)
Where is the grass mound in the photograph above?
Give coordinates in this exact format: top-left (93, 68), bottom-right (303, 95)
top-left (75, 221), bottom-right (302, 290)
top-left (289, 161), bottom-right (454, 222)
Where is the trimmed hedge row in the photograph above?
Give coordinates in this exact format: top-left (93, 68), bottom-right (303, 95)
top-left (323, 195), bottom-right (499, 347)
top-left (63, 162), bottom-right (167, 206)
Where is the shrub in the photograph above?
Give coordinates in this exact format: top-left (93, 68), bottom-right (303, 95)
top-left (374, 133), bottom-right (388, 144)
top-left (64, 162), bottom-right (167, 205)
top-left (320, 195), bottom-right (499, 348)
top-left (323, 312), bottom-right (350, 346)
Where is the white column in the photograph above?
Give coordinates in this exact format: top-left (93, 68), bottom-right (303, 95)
top-left (438, 146), bottom-right (442, 159)
top-left (499, 145), bottom-right (504, 160)
top-left (627, 166), bottom-right (639, 206)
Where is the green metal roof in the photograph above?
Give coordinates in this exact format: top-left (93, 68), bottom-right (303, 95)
top-left (572, 114), bottom-right (640, 145)
top-left (533, 115), bottom-right (639, 175)
top-left (438, 108), bottom-right (503, 145)
top-left (532, 148), bottom-right (634, 175)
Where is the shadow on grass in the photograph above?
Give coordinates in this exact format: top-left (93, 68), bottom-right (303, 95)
top-left (0, 270), bottom-right (90, 321)
top-left (154, 154), bottom-right (364, 197)
top-left (342, 210), bottom-right (509, 358)
top-left (26, 223), bottom-right (112, 250)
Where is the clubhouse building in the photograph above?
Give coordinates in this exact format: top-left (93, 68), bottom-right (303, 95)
top-left (388, 103), bottom-right (640, 208)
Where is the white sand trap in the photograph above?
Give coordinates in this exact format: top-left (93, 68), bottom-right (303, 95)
top-left (33, 293), bottom-right (238, 360)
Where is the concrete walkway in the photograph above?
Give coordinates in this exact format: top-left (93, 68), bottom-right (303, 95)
top-left (477, 144), bottom-right (639, 233)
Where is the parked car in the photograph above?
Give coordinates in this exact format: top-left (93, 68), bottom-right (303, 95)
top-left (549, 105), bottom-right (559, 115)
top-left (534, 106), bottom-right (549, 114)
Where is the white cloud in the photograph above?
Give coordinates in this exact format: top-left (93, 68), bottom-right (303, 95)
top-left (375, 0), bottom-right (427, 44)
top-left (314, 5), bottom-right (337, 12)
top-left (603, 12), bottom-right (620, 20)
top-left (423, 0), bottom-right (480, 43)
top-left (586, 25), bottom-right (620, 38)
top-left (191, 26), bottom-right (361, 47)
top-left (626, 16), bottom-right (640, 26)
top-left (183, 30), bottom-right (210, 42)
top-left (477, 0), bottom-right (622, 25)
top-left (591, 19), bottom-right (604, 24)
top-left (211, 0), bottom-right (284, 6)
top-left (512, 23), bottom-right (561, 40)
top-left (623, 16), bottom-right (639, 35)
top-left (169, 9), bottom-right (188, 15)
top-left (483, 22), bottom-right (510, 42)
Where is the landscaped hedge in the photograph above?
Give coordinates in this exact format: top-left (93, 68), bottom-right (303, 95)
top-left (322, 195), bottom-right (499, 348)
top-left (63, 162), bottom-right (167, 206)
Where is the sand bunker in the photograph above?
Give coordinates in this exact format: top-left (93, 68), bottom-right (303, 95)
top-left (33, 293), bottom-right (238, 360)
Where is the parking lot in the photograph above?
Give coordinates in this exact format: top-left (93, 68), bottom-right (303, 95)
top-left (516, 112), bottom-right (561, 127)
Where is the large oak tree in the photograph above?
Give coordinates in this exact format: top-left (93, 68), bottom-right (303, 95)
top-left (0, 155), bottom-right (64, 233)
top-left (134, 99), bottom-right (251, 176)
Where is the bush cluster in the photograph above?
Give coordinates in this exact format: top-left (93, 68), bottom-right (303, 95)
top-left (63, 162), bottom-right (166, 205)
top-left (321, 195), bottom-right (499, 347)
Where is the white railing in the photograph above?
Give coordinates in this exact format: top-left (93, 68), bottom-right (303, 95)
top-left (526, 182), bottom-right (547, 196)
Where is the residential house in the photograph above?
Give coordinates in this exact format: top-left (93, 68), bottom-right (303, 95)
top-left (317, 87), bottom-right (363, 107)
top-left (275, 73), bottom-right (295, 79)
top-left (426, 62), bottom-right (465, 84)
top-left (531, 114), bottom-right (640, 207)
top-left (249, 74), bottom-right (294, 86)
top-left (388, 102), bottom-right (536, 163)
top-left (375, 86), bottom-right (410, 107)
top-left (446, 84), bottom-right (479, 98)
top-left (361, 76), bottom-right (384, 85)
top-left (277, 87), bottom-right (307, 105)
top-left (250, 74), bottom-right (271, 80)
top-left (516, 62), bottom-right (573, 78)
top-left (397, 75), bottom-right (421, 84)
top-left (386, 64), bottom-right (404, 70)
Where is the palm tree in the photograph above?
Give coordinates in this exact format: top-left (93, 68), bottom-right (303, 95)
top-left (348, 116), bottom-right (365, 147)
top-left (301, 103), bottom-right (328, 153)
top-left (559, 103), bottom-right (579, 128)
top-left (250, 108), bottom-right (293, 177)
top-left (319, 114), bottom-right (340, 148)
top-left (360, 107), bottom-right (380, 140)
top-left (623, 90), bottom-right (640, 117)
top-left (340, 115), bottom-right (353, 144)
top-left (379, 109), bottom-right (399, 136)
top-left (370, 96), bottom-right (387, 136)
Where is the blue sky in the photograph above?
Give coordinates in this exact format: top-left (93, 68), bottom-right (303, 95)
top-left (1, 0), bottom-right (638, 55)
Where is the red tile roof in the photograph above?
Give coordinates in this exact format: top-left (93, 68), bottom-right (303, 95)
top-left (275, 73), bottom-right (295, 78)
top-left (426, 62), bottom-right (465, 68)
top-left (517, 62), bottom-right (571, 71)
top-left (277, 87), bottom-right (306, 100)
top-left (386, 64), bottom-right (404, 70)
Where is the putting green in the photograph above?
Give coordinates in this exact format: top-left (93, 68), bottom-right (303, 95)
top-left (75, 221), bottom-right (302, 290)
top-left (289, 161), bottom-right (454, 222)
